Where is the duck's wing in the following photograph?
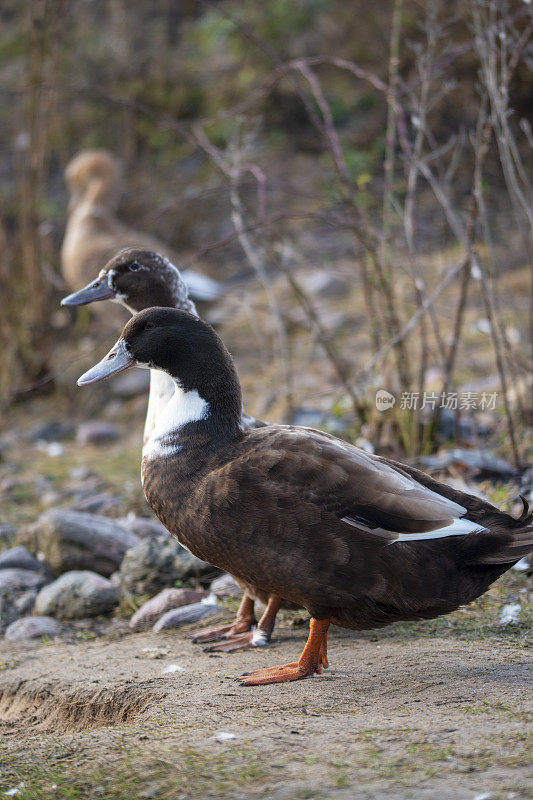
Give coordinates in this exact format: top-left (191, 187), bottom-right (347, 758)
top-left (250, 426), bottom-right (484, 542)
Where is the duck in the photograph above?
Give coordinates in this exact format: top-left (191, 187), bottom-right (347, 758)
top-left (77, 307), bottom-right (533, 685)
top-left (61, 248), bottom-right (286, 653)
top-left (60, 150), bottom-right (221, 302)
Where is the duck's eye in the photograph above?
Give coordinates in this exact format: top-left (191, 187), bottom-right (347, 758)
top-left (144, 322), bottom-right (155, 331)
top-left (130, 262), bottom-right (141, 271)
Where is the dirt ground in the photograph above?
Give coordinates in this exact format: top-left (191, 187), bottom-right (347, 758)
top-left (0, 605), bottom-right (531, 800)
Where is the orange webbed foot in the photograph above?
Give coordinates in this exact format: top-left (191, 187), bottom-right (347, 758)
top-left (238, 660), bottom-right (322, 686)
top-left (236, 618), bottom-right (330, 686)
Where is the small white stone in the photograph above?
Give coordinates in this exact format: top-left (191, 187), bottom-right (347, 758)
top-left (499, 603), bottom-right (520, 625)
top-left (213, 732), bottom-right (237, 742)
top-left (161, 663), bottom-right (185, 674)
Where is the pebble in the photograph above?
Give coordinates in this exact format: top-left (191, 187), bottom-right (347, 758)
top-left (0, 524), bottom-right (15, 542)
top-left (109, 370), bottom-right (150, 398)
top-left (130, 588), bottom-right (208, 632)
top-left (117, 514), bottom-right (169, 540)
top-left (210, 573), bottom-right (241, 598)
top-left (76, 421), bottom-right (121, 445)
top-left (34, 570), bottom-right (119, 619)
top-left (153, 601), bottom-right (219, 632)
top-left (0, 545), bottom-right (49, 574)
top-left (0, 568), bottom-right (49, 594)
top-left (28, 421), bottom-right (75, 443)
top-left (5, 616), bottom-right (60, 641)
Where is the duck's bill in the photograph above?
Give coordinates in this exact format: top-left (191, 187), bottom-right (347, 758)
top-left (61, 278), bottom-right (115, 306)
top-left (77, 339), bottom-right (136, 386)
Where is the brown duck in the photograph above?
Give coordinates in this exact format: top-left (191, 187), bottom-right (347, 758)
top-left (77, 308), bottom-right (533, 686)
top-left (62, 248), bottom-right (285, 652)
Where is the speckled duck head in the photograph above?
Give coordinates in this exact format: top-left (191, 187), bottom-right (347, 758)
top-left (61, 249), bottom-right (196, 315)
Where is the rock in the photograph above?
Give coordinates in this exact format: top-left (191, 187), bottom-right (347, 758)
top-left (291, 408), bottom-right (347, 434)
top-left (0, 596), bottom-right (18, 633)
top-left (210, 573), bottom-right (241, 598)
top-left (117, 514), bottom-right (169, 540)
top-left (130, 588), bottom-right (208, 632)
top-left (28, 421), bottom-right (75, 443)
top-left (0, 568), bottom-right (49, 594)
top-left (71, 492), bottom-right (124, 514)
top-left (76, 421), bottom-right (121, 445)
top-left (21, 509), bottom-right (140, 577)
top-left (12, 590), bottom-right (37, 615)
top-left (0, 545), bottom-right (49, 574)
top-left (5, 616), bottom-right (60, 641)
top-left (153, 601), bottom-right (219, 632)
top-left (0, 569), bottom-right (49, 632)
top-left (109, 370), bottom-right (150, 398)
top-left (0, 524), bottom-right (15, 542)
top-left (418, 448), bottom-right (516, 479)
top-left (34, 571), bottom-right (118, 619)
top-left (115, 537), bottom-right (214, 597)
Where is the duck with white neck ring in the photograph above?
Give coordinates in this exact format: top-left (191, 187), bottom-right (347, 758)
top-left (62, 248), bottom-right (286, 653)
top-left (78, 307), bottom-right (533, 686)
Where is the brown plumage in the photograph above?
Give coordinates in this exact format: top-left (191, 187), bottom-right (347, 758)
top-left (78, 308), bottom-right (533, 686)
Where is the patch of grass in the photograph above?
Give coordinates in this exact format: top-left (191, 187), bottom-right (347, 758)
top-left (0, 746), bottom-right (270, 800)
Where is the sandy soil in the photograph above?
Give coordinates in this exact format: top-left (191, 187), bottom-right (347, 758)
top-left (0, 616), bottom-right (531, 800)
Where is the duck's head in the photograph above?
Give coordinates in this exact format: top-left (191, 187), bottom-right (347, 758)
top-left (61, 248), bottom-right (194, 314)
top-left (77, 307), bottom-right (242, 428)
top-left (65, 150), bottom-right (122, 212)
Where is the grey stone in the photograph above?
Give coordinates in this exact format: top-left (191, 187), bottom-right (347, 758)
top-left (20, 509), bottom-right (140, 577)
top-left (28, 421), bottom-right (75, 443)
top-left (210, 573), bottom-right (241, 598)
top-left (130, 588), bottom-right (208, 632)
top-left (5, 616), bottom-right (60, 641)
top-left (117, 515), bottom-right (169, 540)
top-left (72, 492), bottom-right (123, 514)
top-left (13, 590), bottom-right (37, 615)
top-left (34, 571), bottom-right (118, 619)
top-left (153, 601), bottom-right (219, 632)
top-left (76, 421), bottom-right (121, 445)
top-left (109, 370), bottom-right (150, 398)
top-left (116, 537), bottom-right (214, 597)
top-left (299, 270), bottom-right (348, 298)
top-left (0, 568), bottom-right (49, 594)
top-left (0, 545), bottom-right (48, 574)
top-left (0, 524), bottom-right (16, 541)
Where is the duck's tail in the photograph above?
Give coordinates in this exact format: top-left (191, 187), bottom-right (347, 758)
top-left (464, 495), bottom-right (533, 567)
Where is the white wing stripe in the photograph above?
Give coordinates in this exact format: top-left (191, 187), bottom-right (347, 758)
top-left (341, 515), bottom-right (486, 541)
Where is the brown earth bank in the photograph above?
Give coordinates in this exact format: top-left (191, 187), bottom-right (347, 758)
top-left (0, 612), bottom-right (531, 800)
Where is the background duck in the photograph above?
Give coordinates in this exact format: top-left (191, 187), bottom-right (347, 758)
top-left (61, 247), bottom-right (288, 653)
top-left (60, 150), bottom-right (221, 303)
top-left (77, 307), bottom-right (533, 686)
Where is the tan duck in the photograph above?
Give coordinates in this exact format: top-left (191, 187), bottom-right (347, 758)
top-left (78, 307), bottom-right (533, 686)
top-left (60, 150), bottom-right (221, 302)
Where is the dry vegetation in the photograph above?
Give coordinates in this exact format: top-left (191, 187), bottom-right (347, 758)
top-left (0, 0), bottom-right (531, 458)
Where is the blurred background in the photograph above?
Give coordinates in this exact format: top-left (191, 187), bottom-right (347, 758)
top-left (0, 0), bottom-right (531, 521)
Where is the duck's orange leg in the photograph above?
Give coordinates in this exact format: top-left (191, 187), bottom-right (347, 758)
top-left (238, 618), bottom-right (330, 686)
top-left (203, 594), bottom-right (282, 653)
top-left (191, 594), bottom-right (256, 644)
